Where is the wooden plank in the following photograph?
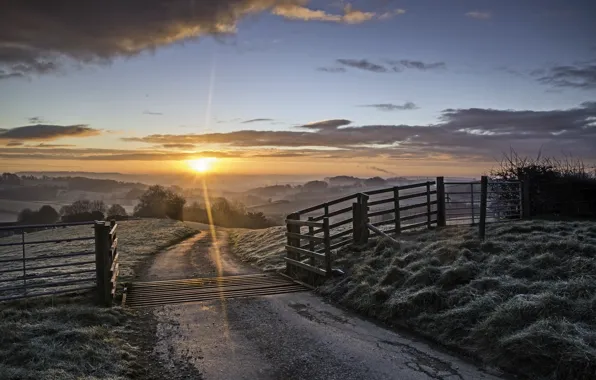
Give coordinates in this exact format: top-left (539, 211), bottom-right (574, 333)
top-left (426, 182), bottom-right (432, 228)
top-left (329, 238), bottom-right (352, 250)
top-left (401, 220), bottom-right (436, 231)
top-left (296, 203), bottom-right (325, 215)
top-left (325, 194), bottom-right (359, 207)
top-left (398, 181), bottom-right (435, 191)
top-left (366, 223), bottom-right (400, 247)
top-left (110, 252), bottom-right (119, 272)
top-left (368, 208), bottom-right (394, 218)
top-left (399, 200), bottom-right (438, 212)
top-left (285, 245), bottom-right (326, 260)
top-left (285, 232), bottom-right (325, 243)
top-left (375, 218), bottom-right (396, 227)
top-left (323, 218), bottom-right (332, 275)
top-left (285, 219), bottom-right (324, 228)
top-left (401, 211), bottom-right (437, 222)
top-left (363, 187), bottom-right (394, 196)
top-left (111, 237), bottom-right (118, 251)
top-left (111, 264), bottom-right (119, 283)
top-left (436, 177), bottom-right (446, 227)
top-left (329, 228), bottom-right (352, 240)
top-left (109, 223), bottom-right (118, 236)
top-left (284, 257), bottom-right (327, 276)
top-left (399, 190), bottom-right (437, 202)
top-left (329, 218), bottom-right (353, 229)
top-left (368, 197), bottom-right (394, 207)
top-left (311, 205), bottom-right (352, 221)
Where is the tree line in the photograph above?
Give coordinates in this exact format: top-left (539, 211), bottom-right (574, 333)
top-left (16, 185), bottom-right (274, 229)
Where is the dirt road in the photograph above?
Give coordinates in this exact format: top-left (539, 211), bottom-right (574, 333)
top-left (145, 228), bottom-right (504, 380)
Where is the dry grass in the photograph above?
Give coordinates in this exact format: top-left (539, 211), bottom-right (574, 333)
top-left (0, 219), bottom-right (199, 380)
top-left (228, 219), bottom-right (596, 380)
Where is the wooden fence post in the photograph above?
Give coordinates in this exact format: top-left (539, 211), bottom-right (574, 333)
top-left (352, 202), bottom-right (362, 244)
top-left (426, 182), bottom-right (432, 229)
top-left (286, 213), bottom-right (300, 277)
top-left (360, 194), bottom-right (369, 244)
top-left (94, 222), bottom-right (112, 307)
top-left (436, 177), bottom-right (446, 227)
top-left (323, 217), bottom-right (331, 276)
top-left (393, 186), bottom-right (401, 235)
top-left (470, 183), bottom-right (475, 225)
top-left (522, 176), bottom-right (531, 218)
top-left (479, 176), bottom-right (488, 240)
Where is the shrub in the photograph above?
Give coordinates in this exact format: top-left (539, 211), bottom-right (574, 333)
top-left (133, 185), bottom-right (186, 221)
top-left (107, 204), bottom-right (127, 218)
top-left (17, 205), bottom-right (59, 225)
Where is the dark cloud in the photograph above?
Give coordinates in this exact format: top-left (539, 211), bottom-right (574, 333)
top-left (337, 59), bottom-right (388, 73)
top-left (359, 102), bottom-right (418, 111)
top-left (0, 124), bottom-right (101, 141)
top-left (121, 102), bottom-right (596, 159)
top-left (242, 118), bottom-right (274, 124)
top-left (0, 0), bottom-right (338, 79)
top-left (143, 110), bottom-right (163, 116)
top-left (368, 166), bottom-right (393, 174)
top-left (297, 119), bottom-right (353, 130)
top-left (161, 143), bottom-right (196, 149)
top-left (387, 60), bottom-right (446, 71)
top-left (535, 63), bottom-right (596, 90)
top-left (317, 67), bottom-right (347, 73)
top-left (34, 143), bottom-right (76, 148)
top-left (6, 141), bottom-right (23, 147)
top-left (28, 117), bottom-right (44, 124)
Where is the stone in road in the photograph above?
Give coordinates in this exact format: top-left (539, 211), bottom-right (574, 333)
top-left (146, 229), bottom-right (504, 380)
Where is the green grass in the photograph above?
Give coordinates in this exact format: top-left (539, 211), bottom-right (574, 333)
top-left (228, 219), bottom-right (596, 380)
top-left (0, 219), bottom-right (199, 380)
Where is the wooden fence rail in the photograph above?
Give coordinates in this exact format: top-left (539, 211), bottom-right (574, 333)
top-left (284, 176), bottom-right (526, 283)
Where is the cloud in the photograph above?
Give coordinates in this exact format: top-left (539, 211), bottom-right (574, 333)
top-left (34, 143), bottom-right (76, 148)
top-left (359, 102), bottom-right (418, 111)
top-left (143, 110), bottom-right (163, 116)
top-left (2, 0), bottom-right (384, 79)
top-left (297, 119), bottom-right (353, 130)
top-left (0, 124), bottom-right (101, 141)
top-left (271, 3), bottom-right (379, 24)
top-left (379, 9), bottom-right (406, 20)
top-left (317, 67), bottom-right (347, 73)
top-left (334, 59), bottom-right (446, 73)
top-left (242, 118), bottom-right (275, 124)
top-left (161, 143), bottom-right (197, 149)
top-left (466, 11), bottom-right (492, 20)
top-left (368, 166), bottom-right (393, 174)
top-left (6, 141), bottom-right (23, 147)
top-left (535, 63), bottom-right (596, 90)
top-left (337, 59), bottom-right (388, 73)
top-left (28, 117), bottom-right (44, 124)
top-left (120, 102), bottom-right (596, 160)
top-left (387, 60), bottom-right (446, 71)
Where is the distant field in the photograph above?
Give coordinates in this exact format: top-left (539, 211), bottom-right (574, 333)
top-left (0, 218), bottom-right (199, 380)
top-left (229, 220), bottom-right (596, 380)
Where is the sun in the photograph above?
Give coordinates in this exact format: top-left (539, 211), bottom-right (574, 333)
top-left (187, 157), bottom-right (217, 173)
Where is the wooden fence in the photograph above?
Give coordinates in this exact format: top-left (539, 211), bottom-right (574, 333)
top-left (284, 176), bottom-right (525, 282)
top-left (0, 220), bottom-right (120, 306)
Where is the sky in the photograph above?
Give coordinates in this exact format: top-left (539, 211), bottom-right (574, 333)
top-left (0, 0), bottom-right (595, 177)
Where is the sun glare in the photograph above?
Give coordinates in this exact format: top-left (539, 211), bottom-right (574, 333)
top-left (188, 157), bottom-right (217, 173)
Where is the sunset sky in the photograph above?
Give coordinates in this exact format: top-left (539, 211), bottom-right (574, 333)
top-left (1, 0), bottom-right (595, 177)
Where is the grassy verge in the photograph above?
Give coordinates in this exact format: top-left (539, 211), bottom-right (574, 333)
top-left (0, 219), bottom-right (199, 380)
top-left (228, 220), bottom-right (596, 380)
top-left (228, 226), bottom-right (286, 272)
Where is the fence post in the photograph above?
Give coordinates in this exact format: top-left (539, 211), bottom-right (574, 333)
top-left (470, 183), bottom-right (475, 224)
top-left (94, 222), bottom-right (112, 307)
top-left (522, 176), bottom-right (531, 218)
top-left (393, 186), bottom-right (401, 235)
top-left (323, 217), bottom-right (331, 276)
top-left (285, 213), bottom-right (300, 277)
top-left (479, 176), bottom-right (488, 240)
top-left (352, 202), bottom-right (362, 244)
top-left (436, 177), bottom-right (446, 227)
top-left (360, 193), bottom-right (370, 244)
top-left (426, 182), bottom-right (432, 229)
top-left (308, 217), bottom-right (315, 266)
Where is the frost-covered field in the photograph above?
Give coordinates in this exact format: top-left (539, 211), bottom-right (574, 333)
top-left (229, 220), bottom-right (596, 380)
